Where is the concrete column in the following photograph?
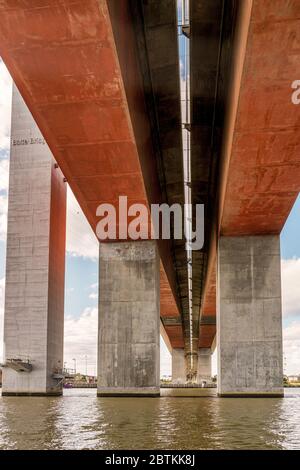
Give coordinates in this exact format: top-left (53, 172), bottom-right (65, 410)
top-left (97, 241), bottom-right (160, 396)
top-left (217, 236), bottom-right (283, 397)
top-left (2, 85), bottom-right (66, 396)
top-left (172, 349), bottom-right (186, 384)
top-left (197, 348), bottom-right (211, 383)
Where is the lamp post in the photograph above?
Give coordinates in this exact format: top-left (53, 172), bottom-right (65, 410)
top-left (73, 358), bottom-right (76, 374)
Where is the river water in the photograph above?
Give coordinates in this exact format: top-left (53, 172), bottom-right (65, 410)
top-left (0, 388), bottom-right (299, 450)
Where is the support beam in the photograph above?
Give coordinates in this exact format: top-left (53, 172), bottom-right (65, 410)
top-left (172, 349), bottom-right (186, 384)
top-left (217, 235), bottom-right (283, 397)
top-left (172, 348), bottom-right (212, 384)
top-left (97, 241), bottom-right (160, 397)
top-left (160, 320), bottom-right (172, 355)
top-left (2, 85), bottom-right (66, 396)
top-left (197, 348), bottom-right (212, 383)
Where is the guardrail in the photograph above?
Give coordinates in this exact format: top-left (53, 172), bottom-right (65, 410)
top-left (160, 383), bottom-right (217, 388)
top-left (64, 383), bottom-right (97, 388)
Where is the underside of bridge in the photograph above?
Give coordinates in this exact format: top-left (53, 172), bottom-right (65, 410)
top-left (0, 0), bottom-right (238, 370)
top-left (113, 0), bottom-right (241, 369)
top-left (0, 0), bottom-right (299, 395)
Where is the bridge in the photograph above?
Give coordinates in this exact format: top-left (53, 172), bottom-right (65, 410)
top-left (0, 0), bottom-right (298, 397)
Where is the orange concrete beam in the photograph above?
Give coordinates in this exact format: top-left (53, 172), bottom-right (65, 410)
top-left (200, 0), bottom-right (300, 348)
top-left (221, 0), bottom-right (300, 235)
top-left (0, 0), bottom-right (181, 347)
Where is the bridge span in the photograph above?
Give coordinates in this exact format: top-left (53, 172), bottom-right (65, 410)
top-left (0, 0), bottom-right (299, 397)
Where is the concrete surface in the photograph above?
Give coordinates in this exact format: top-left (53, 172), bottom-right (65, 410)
top-left (172, 349), bottom-right (186, 384)
top-left (197, 348), bottom-right (212, 383)
top-left (97, 241), bottom-right (160, 396)
top-left (217, 236), bottom-right (283, 397)
top-left (172, 348), bottom-right (212, 384)
top-left (2, 85), bottom-right (66, 396)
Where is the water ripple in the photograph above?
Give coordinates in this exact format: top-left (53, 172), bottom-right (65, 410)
top-left (0, 388), bottom-right (299, 449)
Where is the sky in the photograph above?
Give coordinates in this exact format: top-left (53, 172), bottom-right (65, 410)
top-left (0, 58), bottom-right (299, 378)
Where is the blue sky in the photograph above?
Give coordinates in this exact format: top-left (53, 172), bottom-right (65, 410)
top-left (65, 255), bottom-right (98, 319)
top-left (0, 58), bottom-right (299, 377)
top-left (281, 195), bottom-right (300, 259)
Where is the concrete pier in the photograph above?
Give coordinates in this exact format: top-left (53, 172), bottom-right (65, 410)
top-left (197, 348), bottom-right (212, 383)
top-left (2, 85), bottom-right (66, 396)
top-left (97, 241), bottom-right (160, 396)
top-left (172, 349), bottom-right (211, 384)
top-left (172, 349), bottom-right (186, 384)
top-left (217, 236), bottom-right (283, 397)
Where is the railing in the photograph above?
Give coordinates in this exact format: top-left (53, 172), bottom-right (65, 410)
top-left (160, 383), bottom-right (217, 388)
top-left (67, 383), bottom-right (97, 388)
top-left (1, 358), bottom-right (33, 373)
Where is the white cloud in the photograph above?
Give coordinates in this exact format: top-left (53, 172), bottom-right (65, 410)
top-left (87, 282), bottom-right (98, 300)
top-left (281, 258), bottom-right (300, 318)
top-left (66, 186), bottom-right (99, 260)
top-left (283, 321), bottom-right (300, 375)
top-left (64, 307), bottom-right (98, 376)
top-left (212, 348), bottom-right (217, 376)
top-left (89, 283), bottom-right (98, 289)
top-left (0, 59), bottom-right (12, 151)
